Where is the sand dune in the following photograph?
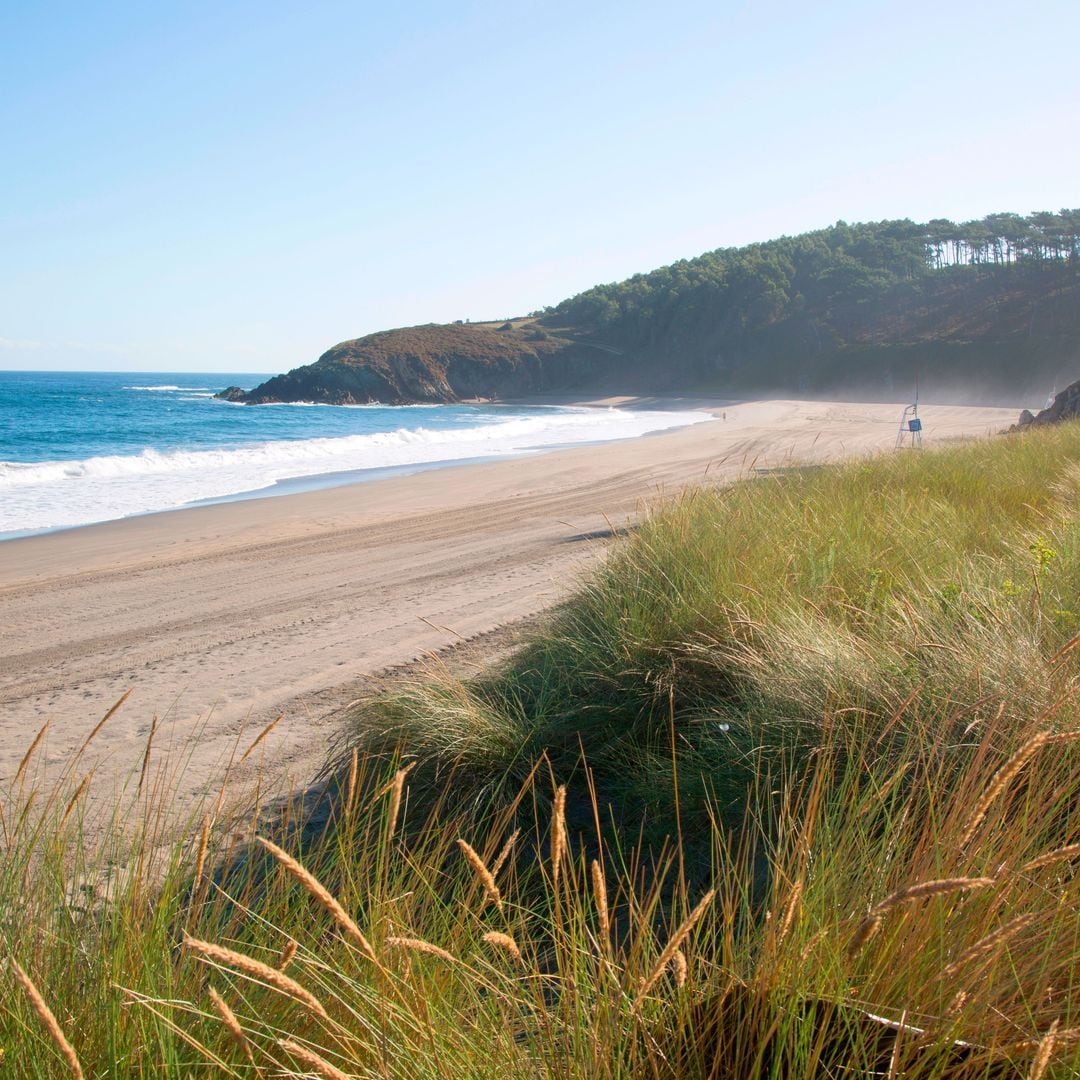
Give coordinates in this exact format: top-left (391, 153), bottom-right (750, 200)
top-left (0, 398), bottom-right (1018, 818)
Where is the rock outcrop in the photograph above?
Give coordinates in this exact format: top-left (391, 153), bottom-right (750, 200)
top-left (1015, 378), bottom-right (1080, 428)
top-left (218, 322), bottom-right (622, 406)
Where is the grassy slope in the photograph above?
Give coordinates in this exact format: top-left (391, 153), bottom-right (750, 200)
top-left (241, 320), bottom-right (604, 404)
top-left (367, 422), bottom-right (1080, 842)
top-left (4, 424), bottom-right (1080, 1076)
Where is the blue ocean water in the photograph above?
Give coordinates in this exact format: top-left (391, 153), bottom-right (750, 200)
top-left (0, 371), bottom-right (710, 537)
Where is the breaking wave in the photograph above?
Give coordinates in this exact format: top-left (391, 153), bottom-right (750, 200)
top-left (124, 384), bottom-right (213, 392)
top-left (0, 406), bottom-right (710, 534)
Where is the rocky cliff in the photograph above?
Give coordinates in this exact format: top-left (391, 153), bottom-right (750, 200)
top-left (220, 322), bottom-right (623, 406)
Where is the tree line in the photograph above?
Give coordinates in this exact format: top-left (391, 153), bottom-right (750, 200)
top-left (545, 210), bottom-right (1080, 356)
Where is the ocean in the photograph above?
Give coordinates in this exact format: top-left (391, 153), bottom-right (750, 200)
top-left (0, 371), bottom-right (711, 538)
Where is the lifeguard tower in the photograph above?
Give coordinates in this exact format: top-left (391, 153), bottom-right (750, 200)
top-left (895, 394), bottom-right (923, 449)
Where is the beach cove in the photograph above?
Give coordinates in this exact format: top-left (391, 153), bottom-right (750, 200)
top-left (0, 397), bottom-right (1018, 822)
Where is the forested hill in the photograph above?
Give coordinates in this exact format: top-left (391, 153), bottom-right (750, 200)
top-left (226, 211), bottom-right (1080, 406)
top-left (541, 211), bottom-right (1080, 400)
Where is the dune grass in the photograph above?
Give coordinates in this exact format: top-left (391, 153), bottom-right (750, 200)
top-left (2, 423), bottom-right (1080, 1076)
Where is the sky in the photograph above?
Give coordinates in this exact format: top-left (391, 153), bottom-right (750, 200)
top-left (2, 0), bottom-right (1078, 374)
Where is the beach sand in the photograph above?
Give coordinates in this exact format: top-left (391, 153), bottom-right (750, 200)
top-left (0, 397), bottom-right (1018, 820)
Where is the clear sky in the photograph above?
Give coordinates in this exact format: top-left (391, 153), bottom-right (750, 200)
top-left (2, 0), bottom-right (1078, 373)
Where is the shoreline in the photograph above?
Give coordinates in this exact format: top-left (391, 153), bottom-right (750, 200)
top-left (0, 395), bottom-right (717, 544)
top-left (0, 397), bottom-right (1018, 825)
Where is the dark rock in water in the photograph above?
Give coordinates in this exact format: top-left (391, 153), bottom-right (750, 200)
top-left (1017, 408), bottom-right (1035, 426)
top-left (215, 386), bottom-right (248, 402)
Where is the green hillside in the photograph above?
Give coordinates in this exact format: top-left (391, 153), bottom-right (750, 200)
top-left (542, 210), bottom-right (1080, 398)
top-left (226, 209), bottom-right (1080, 406)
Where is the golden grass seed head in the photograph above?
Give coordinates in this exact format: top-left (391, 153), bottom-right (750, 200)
top-left (386, 763), bottom-right (415, 838)
top-left (457, 838), bottom-right (502, 911)
top-left (386, 937), bottom-right (459, 964)
top-left (638, 889), bottom-right (715, 1002)
top-left (240, 713), bottom-right (283, 762)
top-left (1027, 1019), bottom-right (1059, 1080)
top-left (14, 720), bottom-right (50, 786)
top-left (959, 732), bottom-right (1051, 848)
top-left (777, 879), bottom-right (803, 942)
top-left (591, 858), bottom-right (610, 939)
top-left (482, 931), bottom-right (523, 964)
top-left (1022, 843), bottom-right (1080, 873)
top-left (551, 785), bottom-right (567, 886)
top-left (183, 934), bottom-right (328, 1018)
top-left (10, 957), bottom-right (84, 1080)
top-left (256, 836), bottom-right (376, 962)
top-left (345, 747), bottom-right (359, 816)
top-left (490, 828), bottom-right (520, 880)
top-left (279, 1038), bottom-right (353, 1080)
top-left (278, 939), bottom-right (299, 971)
top-left (194, 813), bottom-right (211, 887)
top-left (58, 775), bottom-right (90, 831)
top-left (940, 913), bottom-right (1035, 978)
top-left (871, 876), bottom-right (995, 916)
top-left (847, 914), bottom-right (883, 957)
top-left (208, 986), bottom-right (254, 1064)
top-left (671, 949), bottom-right (688, 988)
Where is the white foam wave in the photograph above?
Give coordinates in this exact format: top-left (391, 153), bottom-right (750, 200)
top-left (0, 407), bottom-right (711, 534)
top-left (124, 384), bottom-right (212, 392)
top-left (261, 400), bottom-right (440, 409)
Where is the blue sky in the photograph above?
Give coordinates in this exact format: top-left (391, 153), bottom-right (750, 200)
top-left (2, 0), bottom-right (1078, 373)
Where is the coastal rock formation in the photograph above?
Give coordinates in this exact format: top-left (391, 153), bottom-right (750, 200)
top-left (1015, 377), bottom-right (1080, 427)
top-left (219, 322), bottom-right (620, 406)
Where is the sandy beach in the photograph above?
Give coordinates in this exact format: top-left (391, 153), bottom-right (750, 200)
top-left (0, 397), bottom-right (1019, 819)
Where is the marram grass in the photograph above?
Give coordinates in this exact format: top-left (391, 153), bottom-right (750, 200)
top-left (1, 422), bottom-right (1080, 1075)
top-left (359, 421), bottom-right (1080, 848)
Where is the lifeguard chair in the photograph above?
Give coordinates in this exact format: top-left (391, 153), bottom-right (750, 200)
top-left (895, 400), bottom-right (923, 449)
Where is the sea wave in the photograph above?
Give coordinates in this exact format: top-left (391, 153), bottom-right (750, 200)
top-left (255, 400), bottom-right (441, 408)
top-left (0, 406), bottom-right (711, 534)
top-left (248, 400), bottom-right (438, 409)
top-left (124, 384), bottom-right (212, 392)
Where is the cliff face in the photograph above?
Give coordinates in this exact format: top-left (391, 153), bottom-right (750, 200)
top-left (224, 322), bottom-right (623, 406)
